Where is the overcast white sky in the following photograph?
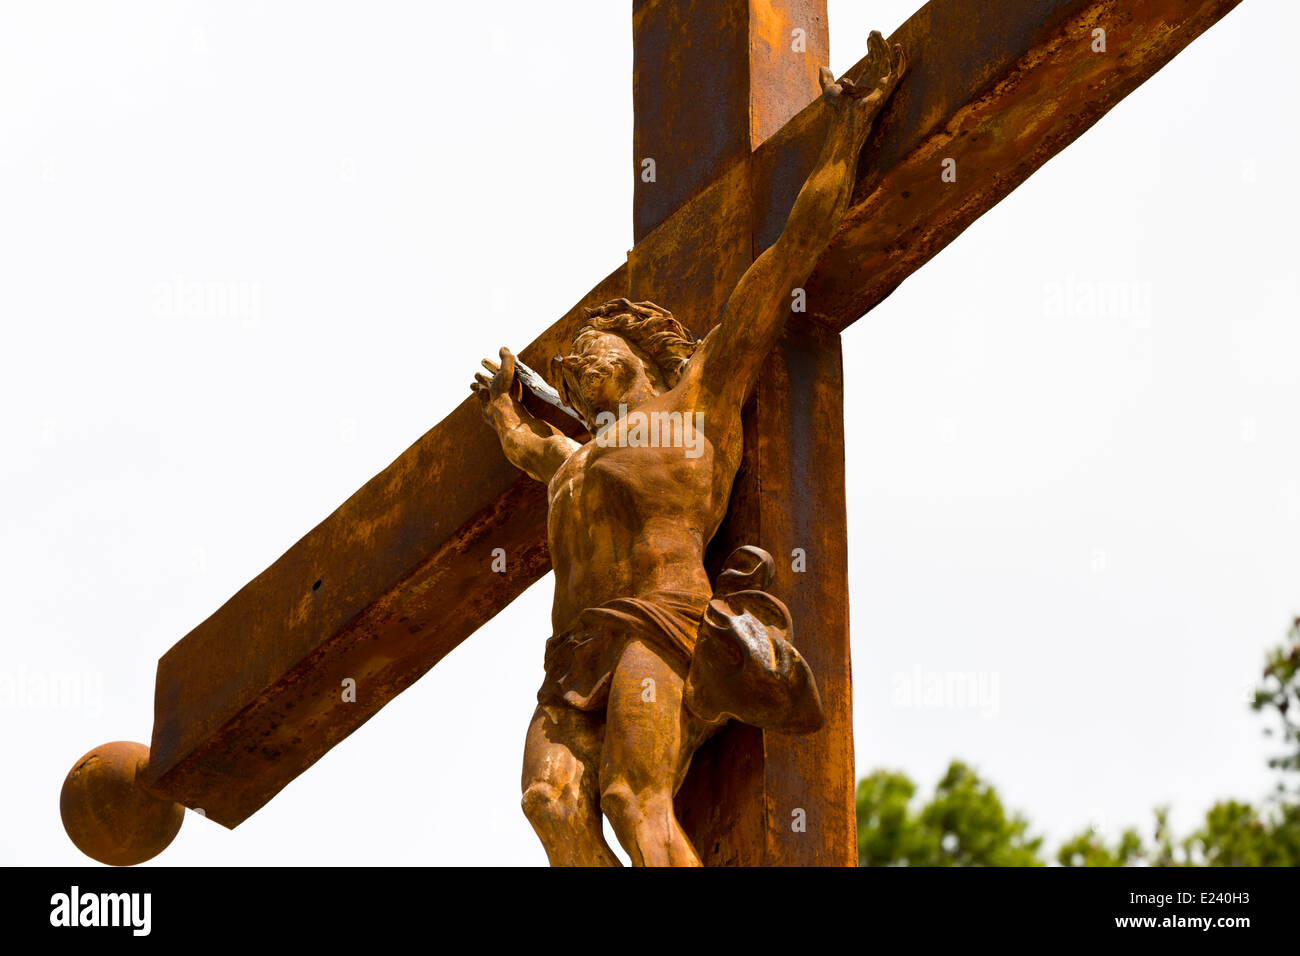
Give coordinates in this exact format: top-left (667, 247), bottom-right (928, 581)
top-left (3, 1), bottom-right (1296, 866)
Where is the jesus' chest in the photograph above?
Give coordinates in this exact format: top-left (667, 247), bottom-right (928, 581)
top-left (548, 410), bottom-right (718, 519)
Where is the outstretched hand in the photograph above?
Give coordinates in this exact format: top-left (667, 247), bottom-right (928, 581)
top-left (818, 30), bottom-right (907, 125)
top-left (471, 346), bottom-right (524, 418)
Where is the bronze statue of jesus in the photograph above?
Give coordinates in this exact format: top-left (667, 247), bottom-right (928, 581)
top-left (471, 34), bottom-right (906, 866)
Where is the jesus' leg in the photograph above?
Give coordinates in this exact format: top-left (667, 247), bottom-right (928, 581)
top-left (599, 638), bottom-right (701, 866)
top-left (521, 702), bottom-right (621, 866)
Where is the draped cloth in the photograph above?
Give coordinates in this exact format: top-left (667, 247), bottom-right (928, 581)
top-left (535, 547), bottom-right (824, 735)
top-left (537, 589), bottom-right (713, 712)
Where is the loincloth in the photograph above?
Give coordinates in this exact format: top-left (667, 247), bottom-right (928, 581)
top-left (537, 589), bottom-right (712, 712)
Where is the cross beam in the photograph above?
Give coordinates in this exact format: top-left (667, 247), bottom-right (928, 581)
top-left (111, 0), bottom-right (1238, 841)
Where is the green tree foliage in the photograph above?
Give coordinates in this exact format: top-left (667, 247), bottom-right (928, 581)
top-left (1185, 800), bottom-right (1300, 866)
top-left (863, 617), bottom-right (1300, 866)
top-left (1056, 826), bottom-right (1144, 868)
top-left (1057, 799), bottom-right (1300, 866)
top-left (856, 761), bottom-right (1043, 866)
top-left (1058, 619), bottom-right (1300, 866)
top-left (1253, 616), bottom-right (1300, 792)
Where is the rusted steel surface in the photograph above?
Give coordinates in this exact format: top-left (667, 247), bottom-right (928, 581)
top-left (762, 0), bottom-right (1245, 323)
top-left (145, 267), bottom-right (623, 826)
top-left (628, 157), bottom-right (755, 334)
top-left (633, 0), bottom-right (828, 241)
top-left (61, 741), bottom-right (184, 867)
top-left (139, 0), bottom-right (1243, 837)
top-left (677, 316), bottom-right (854, 865)
top-left (748, 319), bottom-right (854, 864)
top-left (749, 0), bottom-right (831, 147)
top-left (628, 87), bottom-right (856, 863)
top-left (628, 82), bottom-right (855, 861)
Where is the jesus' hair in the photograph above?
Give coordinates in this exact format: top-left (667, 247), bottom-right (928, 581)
top-left (556, 300), bottom-right (700, 412)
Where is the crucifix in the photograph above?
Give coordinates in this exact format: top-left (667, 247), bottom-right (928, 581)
top-left (60, 0), bottom-right (1244, 866)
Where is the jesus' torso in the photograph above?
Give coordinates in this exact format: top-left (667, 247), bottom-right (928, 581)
top-left (545, 389), bottom-right (741, 633)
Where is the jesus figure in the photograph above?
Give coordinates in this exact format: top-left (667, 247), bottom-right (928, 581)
top-left (471, 34), bottom-right (906, 866)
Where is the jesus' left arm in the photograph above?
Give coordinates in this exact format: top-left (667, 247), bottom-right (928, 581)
top-left (678, 31), bottom-right (907, 421)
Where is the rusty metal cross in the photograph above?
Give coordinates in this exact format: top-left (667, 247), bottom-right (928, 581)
top-left (61, 0), bottom-right (1244, 866)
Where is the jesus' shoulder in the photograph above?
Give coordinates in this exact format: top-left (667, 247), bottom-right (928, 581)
top-left (661, 337), bottom-right (746, 454)
top-left (669, 268), bottom-right (796, 442)
top-left (576, 381), bottom-right (742, 480)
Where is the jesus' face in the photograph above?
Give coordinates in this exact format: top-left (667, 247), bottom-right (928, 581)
top-left (555, 331), bottom-right (660, 424)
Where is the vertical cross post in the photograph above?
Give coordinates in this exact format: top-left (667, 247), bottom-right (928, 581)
top-left (630, 0), bottom-right (855, 865)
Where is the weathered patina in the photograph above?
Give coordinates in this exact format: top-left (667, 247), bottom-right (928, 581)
top-left (61, 0), bottom-right (1245, 865)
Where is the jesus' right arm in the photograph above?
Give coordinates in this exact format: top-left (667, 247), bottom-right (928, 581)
top-left (472, 347), bottom-right (579, 485)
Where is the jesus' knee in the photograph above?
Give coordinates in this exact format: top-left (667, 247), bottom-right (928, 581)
top-left (598, 777), bottom-right (644, 829)
top-left (521, 780), bottom-right (580, 833)
top-left (523, 779), bottom-right (622, 866)
top-left (599, 775), bottom-right (692, 866)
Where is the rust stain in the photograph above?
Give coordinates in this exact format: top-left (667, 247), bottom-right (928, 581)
top-left (802, 0), bottom-right (1244, 328)
top-left (127, 0), bottom-right (1244, 852)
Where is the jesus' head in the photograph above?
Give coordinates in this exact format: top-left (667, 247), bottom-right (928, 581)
top-left (551, 299), bottom-right (699, 428)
